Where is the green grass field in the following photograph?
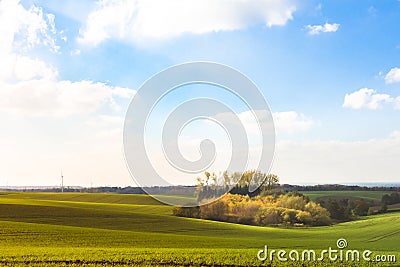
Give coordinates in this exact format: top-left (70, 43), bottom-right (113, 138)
top-left (0, 192), bottom-right (398, 266)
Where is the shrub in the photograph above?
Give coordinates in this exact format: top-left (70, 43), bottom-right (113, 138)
top-left (296, 211), bottom-right (313, 224)
top-left (354, 200), bottom-right (369, 216)
top-left (231, 200), bottom-right (262, 224)
top-left (305, 202), bottom-right (331, 226)
top-left (255, 207), bottom-right (283, 225)
top-left (382, 192), bottom-right (400, 205)
top-left (380, 202), bottom-right (388, 213)
top-left (172, 192), bottom-right (332, 227)
top-left (199, 198), bottom-right (228, 221)
top-left (277, 194), bottom-right (308, 211)
top-left (172, 206), bottom-right (200, 218)
top-left (282, 209), bottom-right (299, 224)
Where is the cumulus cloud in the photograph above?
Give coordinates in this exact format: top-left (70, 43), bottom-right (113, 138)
top-left (0, 1), bottom-right (60, 83)
top-left (0, 0), bottom-right (59, 53)
top-left (78, 0), bottom-right (297, 46)
top-left (306, 22), bottom-right (339, 35)
top-left (0, 54), bottom-right (58, 82)
top-left (385, 67), bottom-right (400, 84)
top-left (343, 88), bottom-right (393, 110)
top-left (0, 80), bottom-right (135, 117)
top-left (0, 1), bottom-right (136, 117)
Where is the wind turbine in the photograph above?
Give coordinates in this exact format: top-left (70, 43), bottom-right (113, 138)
top-left (61, 170), bottom-right (64, 193)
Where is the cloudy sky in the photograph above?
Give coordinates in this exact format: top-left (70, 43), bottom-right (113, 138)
top-left (1, 0), bottom-right (400, 187)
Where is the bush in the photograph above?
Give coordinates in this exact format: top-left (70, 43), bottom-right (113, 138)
top-left (199, 198), bottom-right (228, 221)
top-left (230, 197), bottom-right (262, 224)
top-left (172, 206), bottom-right (200, 218)
top-left (354, 200), bottom-right (369, 216)
top-left (255, 207), bottom-right (283, 225)
top-left (305, 202), bottom-right (331, 226)
top-left (172, 192), bottom-right (332, 227)
top-left (296, 210), bottom-right (313, 224)
top-left (382, 192), bottom-right (400, 205)
top-left (380, 202), bottom-right (388, 213)
top-left (282, 209), bottom-right (299, 224)
top-left (277, 194), bottom-right (308, 211)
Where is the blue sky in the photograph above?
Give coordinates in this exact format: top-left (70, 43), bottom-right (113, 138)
top-left (0, 0), bottom-right (399, 186)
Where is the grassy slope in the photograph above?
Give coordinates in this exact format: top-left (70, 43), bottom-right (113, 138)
top-left (0, 192), bottom-right (398, 266)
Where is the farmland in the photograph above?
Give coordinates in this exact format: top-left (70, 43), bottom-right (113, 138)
top-left (302, 191), bottom-right (400, 213)
top-left (302, 191), bottom-right (394, 203)
top-left (0, 192), bottom-right (398, 266)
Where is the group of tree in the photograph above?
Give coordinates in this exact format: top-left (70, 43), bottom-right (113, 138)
top-left (379, 192), bottom-right (400, 213)
top-left (317, 198), bottom-right (370, 221)
top-left (176, 170), bottom-right (393, 226)
top-left (174, 191), bottom-right (332, 226)
top-left (381, 192), bottom-right (400, 205)
top-left (195, 170), bottom-right (279, 201)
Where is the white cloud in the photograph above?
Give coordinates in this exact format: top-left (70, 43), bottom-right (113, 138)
top-left (343, 88), bottom-right (393, 110)
top-left (0, 54), bottom-right (58, 82)
top-left (306, 22), bottom-right (339, 35)
top-left (0, 0), bottom-right (60, 83)
top-left (273, 111), bottom-right (314, 134)
top-left (272, 132), bottom-right (400, 184)
top-left (0, 0), bottom-right (59, 53)
top-left (236, 110), bottom-right (273, 135)
top-left (0, 80), bottom-right (135, 117)
top-left (0, 1), bottom-right (136, 117)
top-left (78, 0), bottom-right (296, 46)
top-left (385, 67), bottom-right (400, 84)
top-left (0, 1), bottom-right (136, 187)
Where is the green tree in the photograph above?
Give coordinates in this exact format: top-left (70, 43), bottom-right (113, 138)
top-left (354, 200), bottom-right (369, 216)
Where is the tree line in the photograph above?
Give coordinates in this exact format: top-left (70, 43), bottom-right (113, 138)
top-left (381, 192), bottom-right (400, 205)
top-left (281, 184), bottom-right (400, 192)
top-left (317, 198), bottom-right (370, 221)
